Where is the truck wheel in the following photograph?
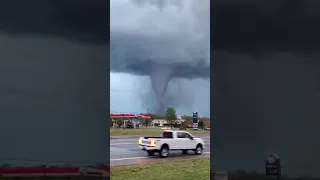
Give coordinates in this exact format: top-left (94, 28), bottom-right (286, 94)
top-left (195, 144), bottom-right (203, 155)
top-left (147, 151), bottom-right (155, 156)
top-left (159, 146), bottom-right (169, 158)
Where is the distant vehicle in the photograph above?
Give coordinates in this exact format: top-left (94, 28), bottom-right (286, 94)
top-left (138, 130), bottom-right (205, 158)
top-left (126, 122), bottom-right (134, 129)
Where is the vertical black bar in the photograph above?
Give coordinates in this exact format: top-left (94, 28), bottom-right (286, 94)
top-left (211, 0), bottom-right (320, 179)
top-left (0, 0), bottom-right (110, 178)
top-left (106, 0), bottom-right (111, 175)
top-left (210, 1), bottom-right (214, 179)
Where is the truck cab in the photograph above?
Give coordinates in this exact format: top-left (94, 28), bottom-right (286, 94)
top-left (138, 130), bottom-right (205, 157)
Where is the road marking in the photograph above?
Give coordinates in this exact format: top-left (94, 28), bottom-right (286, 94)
top-left (110, 152), bottom-right (210, 161)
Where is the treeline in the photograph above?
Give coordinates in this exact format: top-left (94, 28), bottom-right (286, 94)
top-left (151, 114), bottom-right (209, 121)
top-left (110, 107), bottom-right (210, 129)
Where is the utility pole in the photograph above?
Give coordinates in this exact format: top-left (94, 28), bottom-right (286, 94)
top-left (145, 109), bottom-right (149, 128)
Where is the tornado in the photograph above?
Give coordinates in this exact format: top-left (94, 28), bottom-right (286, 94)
top-left (150, 63), bottom-right (176, 114)
top-left (110, 0), bottom-right (210, 114)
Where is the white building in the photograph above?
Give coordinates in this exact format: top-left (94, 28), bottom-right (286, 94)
top-left (151, 115), bottom-right (185, 127)
top-left (151, 119), bottom-right (168, 127)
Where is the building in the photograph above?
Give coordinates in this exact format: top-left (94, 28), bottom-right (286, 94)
top-left (151, 119), bottom-right (168, 127)
top-left (151, 115), bottom-right (186, 127)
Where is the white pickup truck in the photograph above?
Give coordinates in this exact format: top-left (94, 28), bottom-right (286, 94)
top-left (138, 130), bottom-right (205, 158)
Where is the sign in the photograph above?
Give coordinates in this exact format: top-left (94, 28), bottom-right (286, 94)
top-left (265, 153), bottom-right (281, 180)
top-left (192, 123), bottom-right (198, 129)
top-left (192, 110), bottom-right (198, 130)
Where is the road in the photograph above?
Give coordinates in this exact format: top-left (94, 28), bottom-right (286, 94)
top-left (110, 134), bottom-right (210, 166)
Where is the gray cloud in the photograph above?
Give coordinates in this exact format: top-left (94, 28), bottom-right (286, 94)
top-left (110, 0), bottom-right (210, 114)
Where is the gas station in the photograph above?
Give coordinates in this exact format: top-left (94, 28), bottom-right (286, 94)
top-left (110, 113), bottom-right (152, 128)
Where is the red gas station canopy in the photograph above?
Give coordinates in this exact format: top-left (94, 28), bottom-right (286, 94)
top-left (136, 113), bottom-right (151, 118)
top-left (110, 113), bottom-right (151, 119)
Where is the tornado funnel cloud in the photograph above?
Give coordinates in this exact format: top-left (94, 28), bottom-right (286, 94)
top-left (110, 0), bottom-right (210, 114)
top-left (150, 64), bottom-right (175, 114)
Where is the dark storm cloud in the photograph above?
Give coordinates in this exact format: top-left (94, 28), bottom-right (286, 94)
top-left (110, 0), bottom-right (210, 78)
top-left (212, 0), bottom-right (320, 176)
top-left (0, 0), bottom-right (108, 44)
top-left (110, 33), bottom-right (209, 79)
top-left (212, 0), bottom-right (320, 53)
top-left (111, 0), bottom-right (209, 114)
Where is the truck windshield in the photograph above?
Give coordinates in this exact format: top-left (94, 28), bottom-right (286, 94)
top-left (162, 131), bottom-right (173, 138)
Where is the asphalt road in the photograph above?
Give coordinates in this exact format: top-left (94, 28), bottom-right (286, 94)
top-left (110, 134), bottom-right (210, 166)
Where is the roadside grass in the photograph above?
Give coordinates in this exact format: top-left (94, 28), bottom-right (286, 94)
top-left (110, 128), bottom-right (209, 136)
top-left (110, 158), bottom-right (210, 180)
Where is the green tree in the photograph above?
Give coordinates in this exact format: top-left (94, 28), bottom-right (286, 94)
top-left (144, 118), bottom-right (152, 128)
top-left (165, 107), bottom-right (177, 128)
top-left (182, 115), bottom-right (193, 127)
top-left (117, 118), bottom-right (124, 128)
top-left (198, 119), bottom-right (204, 130)
top-left (110, 119), bottom-right (114, 127)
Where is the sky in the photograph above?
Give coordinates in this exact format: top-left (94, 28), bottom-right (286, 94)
top-left (110, 0), bottom-right (210, 117)
top-left (212, 0), bottom-right (320, 176)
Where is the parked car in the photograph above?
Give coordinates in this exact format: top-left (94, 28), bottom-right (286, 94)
top-left (126, 122), bottom-right (134, 129)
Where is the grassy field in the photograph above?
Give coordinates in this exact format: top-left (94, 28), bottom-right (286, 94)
top-left (110, 158), bottom-right (210, 180)
top-left (110, 128), bottom-right (209, 136)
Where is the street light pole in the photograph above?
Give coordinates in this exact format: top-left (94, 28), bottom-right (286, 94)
top-left (146, 108), bottom-right (149, 128)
